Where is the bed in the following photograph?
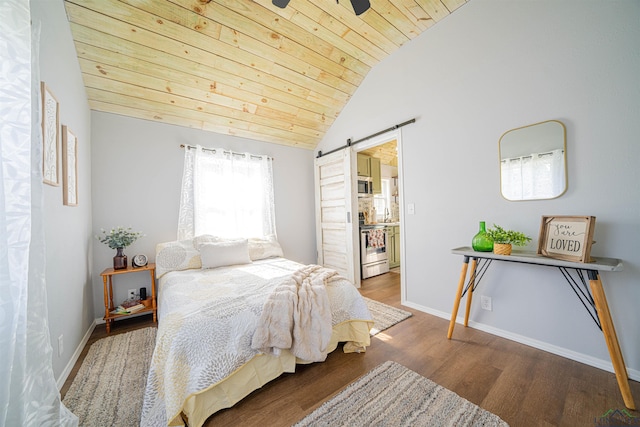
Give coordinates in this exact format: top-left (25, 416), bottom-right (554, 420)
top-left (140, 235), bottom-right (373, 427)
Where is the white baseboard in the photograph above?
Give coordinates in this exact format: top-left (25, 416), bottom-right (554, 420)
top-left (56, 319), bottom-right (96, 390)
top-left (401, 300), bottom-right (640, 382)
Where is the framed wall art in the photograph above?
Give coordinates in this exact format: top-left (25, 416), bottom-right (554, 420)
top-left (62, 125), bottom-right (78, 206)
top-left (41, 82), bottom-right (59, 186)
top-left (537, 215), bottom-right (596, 263)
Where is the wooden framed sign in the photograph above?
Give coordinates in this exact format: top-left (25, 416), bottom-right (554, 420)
top-left (537, 216), bottom-right (596, 263)
top-left (41, 82), bottom-right (59, 186)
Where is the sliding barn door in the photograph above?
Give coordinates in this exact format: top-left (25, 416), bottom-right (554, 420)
top-left (314, 149), bottom-right (360, 286)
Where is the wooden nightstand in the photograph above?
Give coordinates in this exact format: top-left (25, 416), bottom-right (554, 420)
top-left (100, 263), bottom-right (157, 333)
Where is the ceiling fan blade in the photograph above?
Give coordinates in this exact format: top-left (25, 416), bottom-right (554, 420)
top-left (273, 0), bottom-right (369, 15)
top-left (272, 0), bottom-right (291, 8)
top-left (350, 0), bottom-right (370, 15)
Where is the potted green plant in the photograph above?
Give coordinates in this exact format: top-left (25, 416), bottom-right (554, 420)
top-left (96, 226), bottom-right (144, 269)
top-left (485, 224), bottom-right (531, 255)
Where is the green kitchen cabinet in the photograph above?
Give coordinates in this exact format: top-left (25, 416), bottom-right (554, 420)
top-left (387, 225), bottom-right (400, 268)
top-left (357, 153), bottom-right (371, 177)
top-left (370, 157), bottom-right (381, 194)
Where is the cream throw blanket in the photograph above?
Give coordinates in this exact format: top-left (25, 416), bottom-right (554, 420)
top-left (251, 265), bottom-right (336, 362)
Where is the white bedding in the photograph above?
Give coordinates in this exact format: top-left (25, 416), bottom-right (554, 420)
top-left (141, 257), bottom-right (372, 426)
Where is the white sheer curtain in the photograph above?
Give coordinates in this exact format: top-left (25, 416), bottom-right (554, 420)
top-left (177, 145), bottom-right (276, 240)
top-left (0, 2), bottom-right (77, 425)
top-left (501, 149), bottom-right (565, 200)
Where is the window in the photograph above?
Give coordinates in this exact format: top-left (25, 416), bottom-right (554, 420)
top-left (373, 179), bottom-right (391, 222)
top-left (177, 145), bottom-right (276, 240)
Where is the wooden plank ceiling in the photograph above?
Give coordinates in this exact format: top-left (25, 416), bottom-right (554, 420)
top-left (64, 0), bottom-right (468, 150)
top-left (360, 139), bottom-right (397, 167)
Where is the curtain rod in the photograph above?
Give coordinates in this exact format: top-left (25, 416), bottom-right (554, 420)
top-left (316, 118), bottom-right (416, 158)
top-left (180, 144), bottom-right (273, 161)
top-left (501, 149), bottom-right (564, 162)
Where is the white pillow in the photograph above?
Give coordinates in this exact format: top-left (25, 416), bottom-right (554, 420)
top-left (155, 235), bottom-right (221, 278)
top-left (200, 240), bottom-right (252, 269)
top-left (193, 234), bottom-right (221, 250)
top-left (155, 239), bottom-right (200, 278)
top-left (248, 235), bottom-right (284, 261)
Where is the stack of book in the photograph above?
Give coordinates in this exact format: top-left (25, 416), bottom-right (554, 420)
top-left (127, 303), bottom-right (145, 313)
top-left (110, 303), bottom-right (145, 315)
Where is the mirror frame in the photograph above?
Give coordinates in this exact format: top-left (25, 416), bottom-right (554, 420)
top-left (498, 119), bottom-right (567, 201)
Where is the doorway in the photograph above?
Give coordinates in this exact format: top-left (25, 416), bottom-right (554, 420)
top-left (353, 129), bottom-right (405, 304)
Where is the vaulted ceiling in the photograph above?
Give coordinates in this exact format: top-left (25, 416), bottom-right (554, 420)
top-left (64, 0), bottom-right (468, 150)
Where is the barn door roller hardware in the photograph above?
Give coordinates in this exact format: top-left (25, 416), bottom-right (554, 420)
top-left (272, 0), bottom-right (370, 16)
top-left (316, 118), bottom-right (416, 158)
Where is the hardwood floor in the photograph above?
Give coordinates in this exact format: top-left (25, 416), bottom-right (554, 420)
top-left (62, 271), bottom-right (640, 426)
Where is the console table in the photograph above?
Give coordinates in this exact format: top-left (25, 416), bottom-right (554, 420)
top-left (447, 247), bottom-right (635, 410)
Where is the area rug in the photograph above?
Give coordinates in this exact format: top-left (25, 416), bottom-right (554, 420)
top-left (364, 297), bottom-right (412, 335)
top-left (293, 360), bottom-right (509, 426)
top-left (61, 303), bottom-right (410, 425)
top-left (62, 327), bottom-right (156, 426)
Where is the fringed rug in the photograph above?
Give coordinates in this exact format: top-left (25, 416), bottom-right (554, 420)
top-left (364, 297), bottom-right (412, 335)
top-left (294, 361), bottom-right (509, 426)
top-left (63, 327), bottom-right (156, 427)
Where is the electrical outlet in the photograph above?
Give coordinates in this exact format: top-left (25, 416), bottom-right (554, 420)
top-left (481, 295), bottom-right (492, 311)
top-left (128, 288), bottom-right (137, 300)
top-left (58, 335), bottom-right (64, 357)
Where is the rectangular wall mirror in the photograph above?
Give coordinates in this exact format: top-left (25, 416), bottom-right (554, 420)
top-left (499, 120), bottom-right (567, 201)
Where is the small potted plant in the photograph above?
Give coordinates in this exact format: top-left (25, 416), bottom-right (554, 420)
top-left (96, 226), bottom-right (144, 269)
top-left (485, 224), bottom-right (532, 255)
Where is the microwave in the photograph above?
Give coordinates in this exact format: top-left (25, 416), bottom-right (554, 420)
top-left (358, 177), bottom-right (373, 196)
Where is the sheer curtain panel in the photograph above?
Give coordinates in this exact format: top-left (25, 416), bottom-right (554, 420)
top-left (178, 145), bottom-right (276, 240)
top-left (0, 2), bottom-right (77, 425)
top-left (501, 149), bottom-right (565, 200)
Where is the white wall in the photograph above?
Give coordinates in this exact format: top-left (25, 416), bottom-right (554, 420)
top-left (90, 112), bottom-right (317, 316)
top-left (317, 0), bottom-right (640, 377)
top-left (32, 0), bottom-right (94, 381)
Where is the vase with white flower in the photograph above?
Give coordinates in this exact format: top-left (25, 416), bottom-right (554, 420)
top-left (96, 226), bottom-right (144, 270)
